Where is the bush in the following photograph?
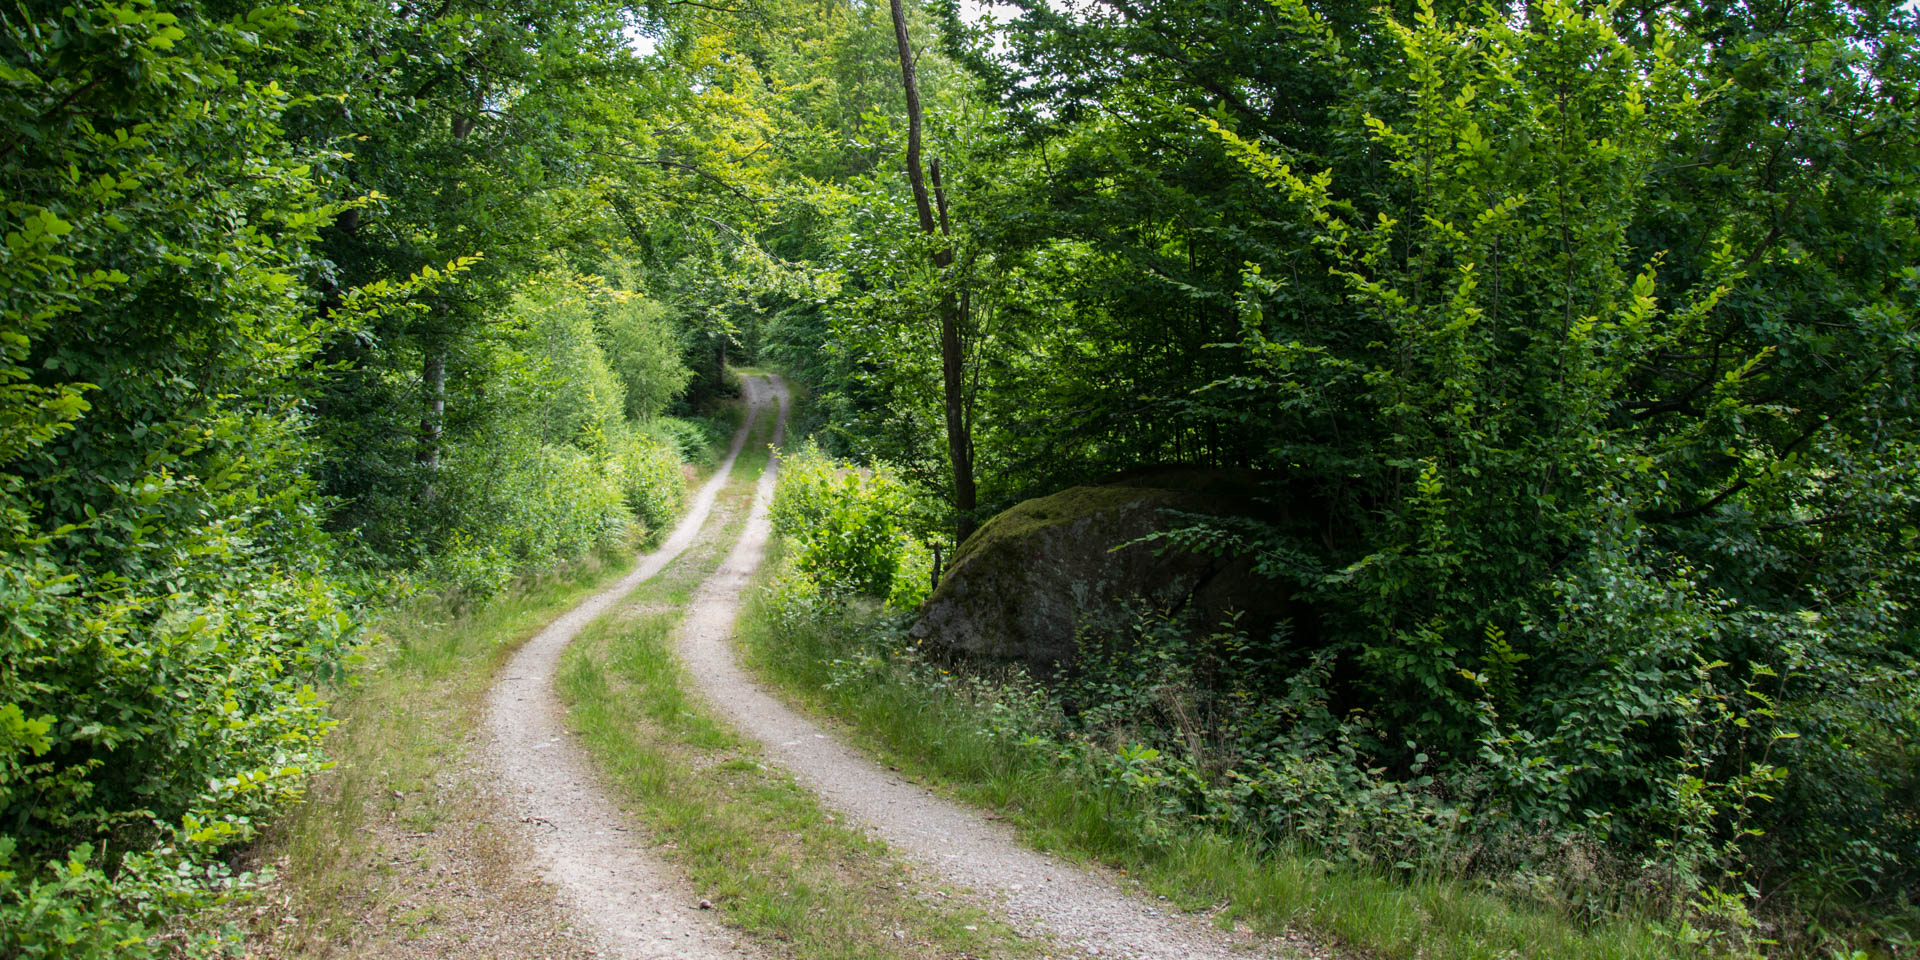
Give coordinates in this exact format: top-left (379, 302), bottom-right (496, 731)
top-left (398, 271), bottom-right (703, 595)
top-left (0, 0), bottom-right (365, 949)
top-left (598, 294), bottom-right (693, 423)
top-left (770, 443), bottom-right (927, 606)
top-left (611, 429), bottom-right (687, 540)
top-left (426, 437), bottom-right (635, 596)
top-left (646, 410), bottom-right (745, 469)
top-left (0, 503), bottom-right (356, 957)
top-left (1057, 605), bottom-right (1471, 865)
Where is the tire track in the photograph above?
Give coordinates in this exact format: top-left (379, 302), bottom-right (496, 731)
top-left (481, 380), bottom-right (775, 960)
top-left (678, 374), bottom-right (1303, 960)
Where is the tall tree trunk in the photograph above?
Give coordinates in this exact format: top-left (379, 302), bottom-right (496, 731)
top-left (889, 0), bottom-right (977, 546)
top-left (418, 337), bottom-right (446, 505)
top-left (930, 158), bottom-right (975, 542)
top-left (889, 0), bottom-right (938, 240)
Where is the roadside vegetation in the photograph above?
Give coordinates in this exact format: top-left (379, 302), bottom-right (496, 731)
top-left (236, 550), bottom-right (633, 958)
top-left (747, 430), bottom-right (1917, 957)
top-left (0, 0), bottom-right (768, 943)
top-left (3, 0), bottom-right (1913, 950)
top-left (230, 399), bottom-right (744, 957)
top-left (741, 554), bottom-right (1675, 960)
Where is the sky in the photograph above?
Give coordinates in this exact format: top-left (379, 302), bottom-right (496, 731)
top-left (626, 0), bottom-right (1021, 58)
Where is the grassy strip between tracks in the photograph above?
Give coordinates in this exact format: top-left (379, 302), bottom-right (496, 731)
top-left (556, 392), bottom-right (1038, 960)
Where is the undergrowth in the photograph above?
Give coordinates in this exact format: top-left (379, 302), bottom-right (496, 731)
top-left (743, 426), bottom-right (1919, 959)
top-left (237, 546), bottom-right (636, 956)
top-left (739, 543), bottom-right (1727, 960)
top-left (228, 388), bottom-right (749, 956)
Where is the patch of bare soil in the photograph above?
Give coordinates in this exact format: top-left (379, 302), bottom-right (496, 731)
top-left (238, 754), bottom-right (605, 959)
top-left (613, 601), bottom-right (676, 621)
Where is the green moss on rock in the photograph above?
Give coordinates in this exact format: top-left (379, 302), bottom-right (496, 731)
top-left (911, 470), bottom-right (1295, 668)
top-left (948, 485), bottom-right (1178, 569)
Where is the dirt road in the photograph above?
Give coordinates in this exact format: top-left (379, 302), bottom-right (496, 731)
top-left (675, 375), bottom-right (1297, 960)
top-left (481, 385), bottom-right (770, 960)
top-left (486, 372), bottom-right (1300, 959)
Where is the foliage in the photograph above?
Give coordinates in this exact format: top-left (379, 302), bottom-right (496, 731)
top-left (0, 0), bottom-right (373, 950)
top-left (770, 443), bottom-right (929, 608)
top-left (1175, 0), bottom-right (1920, 924)
top-left (2, 0), bottom-right (1916, 948)
top-left (0, 0), bottom-right (699, 949)
top-left (744, 556), bottom-right (1682, 960)
top-left (613, 431), bottom-right (687, 537)
top-left (600, 294), bottom-right (694, 423)
top-left (647, 414), bottom-right (739, 468)
top-left (693, 0), bottom-right (1920, 939)
top-left (411, 271), bottom-right (694, 595)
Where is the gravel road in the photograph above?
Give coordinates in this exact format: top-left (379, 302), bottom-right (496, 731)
top-left (480, 383), bottom-right (771, 960)
top-left (678, 374), bottom-right (1306, 960)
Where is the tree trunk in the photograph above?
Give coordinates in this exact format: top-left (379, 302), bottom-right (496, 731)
top-left (890, 0), bottom-right (978, 545)
top-left (931, 158), bottom-right (976, 543)
top-left (890, 0), bottom-right (937, 239)
top-left (418, 340), bottom-right (446, 504)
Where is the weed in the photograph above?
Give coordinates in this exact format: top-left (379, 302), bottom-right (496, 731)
top-left (736, 550), bottom-right (1684, 960)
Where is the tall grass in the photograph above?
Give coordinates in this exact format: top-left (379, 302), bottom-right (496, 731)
top-left (241, 548), bottom-right (636, 954)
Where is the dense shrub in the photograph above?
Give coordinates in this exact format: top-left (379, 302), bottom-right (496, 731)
top-left (1, 46), bottom-right (689, 937)
top-left (1162, 0), bottom-right (1920, 937)
top-left (427, 439), bottom-right (634, 596)
top-left (770, 443), bottom-right (929, 608)
top-left (0, 0), bottom-right (690, 946)
top-left (612, 430), bottom-right (687, 538)
top-left (599, 294), bottom-right (694, 423)
top-left (647, 415), bottom-right (737, 468)
top-left (0, 0), bottom-right (365, 949)
top-left (1060, 608), bottom-right (1471, 866)
top-left (408, 272), bottom-right (702, 594)
top-left (767, 460), bottom-right (1914, 952)
top-left (0, 537), bottom-right (353, 957)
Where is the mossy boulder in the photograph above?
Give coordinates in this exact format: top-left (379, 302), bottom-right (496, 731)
top-left (909, 469), bottom-right (1298, 668)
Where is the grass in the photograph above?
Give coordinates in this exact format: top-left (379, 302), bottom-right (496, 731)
top-left (554, 402), bottom-right (1038, 960)
top-left (238, 548), bottom-right (637, 956)
top-left (733, 544), bottom-right (1683, 960)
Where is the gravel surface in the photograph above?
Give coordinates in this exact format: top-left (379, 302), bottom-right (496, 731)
top-left (480, 385), bottom-right (770, 960)
top-left (679, 375), bottom-right (1309, 960)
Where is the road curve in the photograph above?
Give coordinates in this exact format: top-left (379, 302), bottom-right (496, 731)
top-left (677, 374), bottom-right (1299, 960)
top-left (481, 380), bottom-right (774, 960)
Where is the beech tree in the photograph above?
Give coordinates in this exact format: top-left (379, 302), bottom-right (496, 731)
top-left (890, 0), bottom-right (978, 545)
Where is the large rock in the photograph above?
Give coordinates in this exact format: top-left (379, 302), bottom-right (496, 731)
top-left (909, 469), bottom-right (1299, 669)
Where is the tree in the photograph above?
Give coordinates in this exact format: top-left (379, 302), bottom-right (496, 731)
top-left (1198, 0), bottom-right (1919, 901)
top-left (282, 0), bottom-right (654, 560)
top-left (891, 0), bottom-right (978, 545)
top-left (0, 0), bottom-right (364, 948)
